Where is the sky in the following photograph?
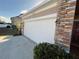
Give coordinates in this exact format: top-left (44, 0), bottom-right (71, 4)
top-left (0, 0), bottom-right (44, 22)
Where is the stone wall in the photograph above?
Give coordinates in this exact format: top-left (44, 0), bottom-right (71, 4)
top-left (55, 0), bottom-right (76, 52)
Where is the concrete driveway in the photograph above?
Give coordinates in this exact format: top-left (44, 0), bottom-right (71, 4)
top-left (0, 35), bottom-right (36, 59)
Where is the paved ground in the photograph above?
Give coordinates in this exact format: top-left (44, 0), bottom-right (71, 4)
top-left (0, 35), bottom-right (12, 42)
top-left (0, 35), bottom-right (36, 59)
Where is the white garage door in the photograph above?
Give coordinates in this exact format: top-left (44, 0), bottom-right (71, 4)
top-left (24, 14), bottom-right (57, 43)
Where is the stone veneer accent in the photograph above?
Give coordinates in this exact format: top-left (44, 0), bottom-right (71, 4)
top-left (55, 0), bottom-right (76, 52)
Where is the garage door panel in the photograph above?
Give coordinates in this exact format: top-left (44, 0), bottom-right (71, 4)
top-left (24, 19), bottom-right (56, 43)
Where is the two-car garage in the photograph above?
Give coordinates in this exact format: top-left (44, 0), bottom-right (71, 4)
top-left (22, 0), bottom-right (58, 43)
top-left (23, 14), bottom-right (57, 43)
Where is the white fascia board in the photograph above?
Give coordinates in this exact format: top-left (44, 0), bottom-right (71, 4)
top-left (24, 13), bottom-right (57, 22)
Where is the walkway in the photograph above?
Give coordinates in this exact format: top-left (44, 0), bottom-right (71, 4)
top-left (0, 36), bottom-right (36, 59)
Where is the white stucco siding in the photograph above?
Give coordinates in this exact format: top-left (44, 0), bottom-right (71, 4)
top-left (24, 13), bottom-right (57, 43)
